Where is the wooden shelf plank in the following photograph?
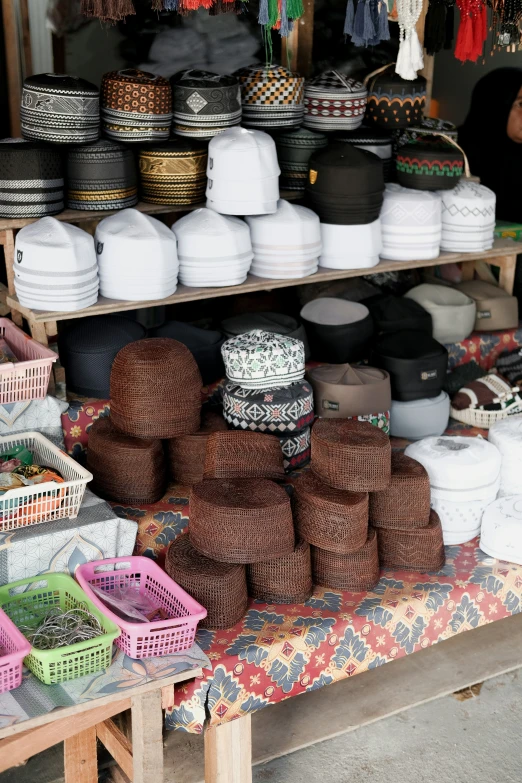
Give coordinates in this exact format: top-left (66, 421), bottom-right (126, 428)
top-left (6, 239), bottom-right (517, 325)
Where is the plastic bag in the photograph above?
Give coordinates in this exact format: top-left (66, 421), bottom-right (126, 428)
top-left (90, 584), bottom-right (165, 623)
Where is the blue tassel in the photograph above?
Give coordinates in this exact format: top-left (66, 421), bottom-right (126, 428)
top-left (377, 0), bottom-right (390, 40)
top-left (258, 0), bottom-right (269, 25)
top-left (344, 0), bottom-right (355, 35)
top-left (353, 0), bottom-right (367, 44)
top-left (163, 0), bottom-right (178, 8)
top-left (280, 0), bottom-right (290, 36)
top-left (363, 0), bottom-right (376, 44)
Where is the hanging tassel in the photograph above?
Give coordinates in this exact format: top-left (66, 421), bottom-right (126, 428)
top-left (258, 0), bottom-right (269, 24)
top-left (80, 0), bottom-right (136, 21)
top-left (363, 0), bottom-right (376, 43)
top-left (352, 0), bottom-right (367, 44)
top-left (279, 0), bottom-right (290, 35)
top-left (151, 0), bottom-right (163, 9)
top-left (424, 0), bottom-right (447, 54)
top-left (377, 0), bottom-right (391, 39)
top-left (287, 0), bottom-right (304, 19)
top-left (344, 0), bottom-right (355, 35)
top-left (444, 1), bottom-right (455, 47)
top-left (162, 0), bottom-right (179, 7)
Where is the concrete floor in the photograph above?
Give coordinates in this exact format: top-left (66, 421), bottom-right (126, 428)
top-left (2, 670), bottom-right (520, 783)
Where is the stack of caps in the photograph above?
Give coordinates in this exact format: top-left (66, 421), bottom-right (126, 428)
top-left (455, 281), bottom-right (518, 332)
top-left (306, 143), bottom-right (384, 225)
top-left (307, 364), bottom-right (391, 433)
top-left (405, 435), bottom-right (501, 544)
top-left (245, 200), bottom-right (321, 279)
top-left (303, 71), bottom-right (367, 132)
top-left (370, 453), bottom-right (445, 572)
top-left (235, 64), bottom-right (304, 129)
top-left (396, 138), bottom-right (464, 191)
top-left (449, 372), bottom-right (522, 429)
top-left (95, 209), bottom-right (179, 301)
top-left (489, 418), bottom-right (522, 498)
top-left (139, 139), bottom-right (207, 206)
top-left (440, 182), bottom-right (496, 252)
top-left (101, 69), bottom-right (172, 142)
top-left (275, 127), bottom-right (328, 192)
top-left (300, 298), bottom-right (374, 363)
top-left (0, 139), bottom-right (64, 218)
top-left (380, 184), bottom-right (442, 261)
top-left (206, 127), bottom-right (280, 215)
top-left (221, 311), bottom-right (310, 360)
top-left (66, 140), bottom-right (138, 211)
top-left (372, 330), bottom-right (448, 401)
top-left (150, 321), bottom-right (225, 386)
top-left (203, 431), bottom-right (284, 480)
top-left (14, 217), bottom-right (99, 312)
top-left (221, 329), bottom-right (310, 470)
top-left (172, 208), bottom-right (253, 287)
top-left (110, 338), bottom-right (202, 439)
top-left (319, 219), bottom-right (382, 270)
top-left (365, 69), bottom-right (426, 129)
top-left (394, 118), bottom-right (459, 149)
top-left (21, 74), bottom-right (99, 144)
top-left (363, 293), bottom-right (433, 336)
top-left (336, 127), bottom-right (394, 181)
top-left (171, 70), bottom-right (241, 138)
top-left (58, 315), bottom-right (146, 398)
top-left (481, 496), bottom-right (522, 566)
top-left (405, 284), bottom-right (476, 343)
top-left (246, 539), bottom-right (313, 604)
top-left (168, 411), bottom-right (228, 486)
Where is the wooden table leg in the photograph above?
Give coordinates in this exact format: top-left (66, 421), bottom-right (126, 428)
top-left (460, 260), bottom-right (476, 282)
top-left (204, 715), bottom-right (253, 783)
top-left (497, 253), bottom-right (519, 295)
top-left (131, 689), bottom-right (164, 783)
top-left (64, 726), bottom-right (98, 783)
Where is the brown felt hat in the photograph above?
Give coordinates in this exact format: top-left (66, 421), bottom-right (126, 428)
top-left (247, 538), bottom-right (313, 604)
top-left (311, 528), bottom-right (380, 591)
top-left (369, 452), bottom-right (431, 529)
top-left (307, 363), bottom-right (391, 419)
top-left (455, 280), bottom-right (519, 332)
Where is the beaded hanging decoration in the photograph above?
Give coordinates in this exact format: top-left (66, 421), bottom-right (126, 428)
top-left (491, 0), bottom-right (522, 49)
top-left (454, 0), bottom-right (488, 61)
top-left (395, 0), bottom-right (425, 79)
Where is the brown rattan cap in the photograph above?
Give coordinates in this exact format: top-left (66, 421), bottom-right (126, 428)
top-left (247, 538), bottom-right (313, 604)
top-left (204, 431), bottom-right (285, 480)
top-left (110, 338), bottom-right (202, 439)
top-left (293, 472), bottom-right (368, 553)
top-left (311, 419), bottom-right (391, 492)
top-left (311, 528), bottom-right (380, 591)
top-left (376, 509), bottom-right (445, 572)
top-left (189, 478), bottom-right (295, 563)
top-left (86, 415), bottom-right (166, 504)
top-left (166, 534), bottom-right (248, 629)
top-left (168, 411), bottom-right (228, 486)
top-left (370, 452), bottom-right (431, 529)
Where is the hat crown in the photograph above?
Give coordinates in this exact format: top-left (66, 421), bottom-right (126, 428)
top-left (247, 199), bottom-right (317, 226)
top-left (208, 126), bottom-right (275, 153)
top-left (174, 208), bottom-right (248, 236)
top-left (307, 70), bottom-right (366, 94)
top-left (441, 180), bottom-right (496, 204)
top-left (97, 208), bottom-right (175, 241)
top-left (17, 216), bottom-right (93, 248)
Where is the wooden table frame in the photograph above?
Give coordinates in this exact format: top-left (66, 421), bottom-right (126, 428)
top-left (0, 666), bottom-right (202, 783)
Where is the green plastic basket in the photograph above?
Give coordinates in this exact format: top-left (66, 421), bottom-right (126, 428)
top-left (0, 573), bottom-right (120, 685)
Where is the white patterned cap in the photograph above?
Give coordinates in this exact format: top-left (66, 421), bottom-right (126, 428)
top-left (222, 328), bottom-right (306, 389)
top-left (481, 495), bottom-right (522, 565)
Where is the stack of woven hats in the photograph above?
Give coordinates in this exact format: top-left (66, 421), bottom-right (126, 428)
top-left (171, 70), bottom-right (242, 138)
top-left (95, 209), bottom-right (179, 301)
top-left (236, 65), bottom-right (304, 129)
top-left (303, 71), bottom-right (367, 132)
top-left (245, 200), bottom-right (321, 279)
top-left (101, 69), bottom-right (172, 143)
top-left (0, 139), bottom-right (64, 218)
top-left (139, 139), bottom-right (207, 206)
top-left (221, 329), bottom-right (313, 472)
top-left (439, 181), bottom-right (496, 252)
top-left (380, 184), bottom-right (442, 261)
top-left (66, 140), bottom-right (138, 211)
top-left (21, 73), bottom-right (100, 144)
top-left (14, 217), bottom-right (99, 311)
top-left (275, 127), bottom-right (328, 192)
top-left (172, 208), bottom-right (253, 287)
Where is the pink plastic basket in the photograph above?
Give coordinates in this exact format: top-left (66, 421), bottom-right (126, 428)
top-left (0, 319), bottom-right (57, 403)
top-left (75, 556), bottom-right (207, 659)
top-left (0, 605), bottom-right (31, 693)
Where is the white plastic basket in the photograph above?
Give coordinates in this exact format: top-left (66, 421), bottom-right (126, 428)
top-left (450, 406), bottom-right (522, 430)
top-left (0, 432), bottom-right (92, 531)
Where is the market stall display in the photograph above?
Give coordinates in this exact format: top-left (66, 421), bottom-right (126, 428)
top-left (0, 140), bottom-right (64, 218)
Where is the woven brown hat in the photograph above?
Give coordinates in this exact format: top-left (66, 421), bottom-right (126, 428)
top-left (370, 452), bottom-right (431, 529)
top-left (377, 510), bottom-right (445, 572)
top-left (311, 528), bottom-right (380, 591)
top-left (86, 416), bottom-right (166, 504)
top-left (189, 478), bottom-right (295, 564)
top-left (166, 534), bottom-right (248, 629)
top-left (204, 431), bottom-right (285, 480)
top-left (311, 419), bottom-right (391, 492)
top-left (247, 538), bottom-right (312, 604)
top-left (293, 472), bottom-right (368, 553)
top-left (110, 338), bottom-right (202, 439)
top-left (168, 411), bottom-right (228, 486)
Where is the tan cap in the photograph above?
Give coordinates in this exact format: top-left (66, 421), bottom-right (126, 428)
top-left (456, 280), bottom-right (519, 332)
top-left (307, 363), bottom-right (391, 418)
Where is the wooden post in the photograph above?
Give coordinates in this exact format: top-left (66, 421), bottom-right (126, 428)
top-left (281, 0), bottom-right (314, 76)
top-left (64, 727), bottom-right (98, 783)
top-left (204, 715), bottom-right (253, 783)
top-left (497, 254), bottom-right (518, 295)
top-left (131, 690), bottom-right (164, 783)
top-left (96, 719), bottom-right (134, 781)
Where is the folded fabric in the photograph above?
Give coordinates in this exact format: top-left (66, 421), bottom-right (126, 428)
top-left (405, 283), bottom-right (476, 343)
top-left (300, 298), bottom-right (374, 363)
top-left (307, 363), bottom-right (391, 418)
top-left (495, 349), bottom-right (522, 387)
top-left (455, 280), bottom-right (518, 332)
top-left (0, 396), bottom-right (69, 448)
top-left (389, 393), bottom-right (450, 440)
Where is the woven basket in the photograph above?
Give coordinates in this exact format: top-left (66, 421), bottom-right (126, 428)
top-left (369, 452), bottom-right (431, 529)
top-left (311, 419), bottom-right (391, 492)
top-left (168, 411), bottom-right (228, 486)
top-left (377, 509), bottom-right (445, 572)
top-left (110, 338), bottom-right (202, 439)
top-left (204, 431), bottom-right (285, 480)
top-left (189, 478), bottom-right (295, 563)
top-left (86, 416), bottom-right (166, 504)
top-left (293, 472), bottom-right (368, 553)
top-left (311, 529), bottom-right (380, 591)
top-left (449, 405), bottom-right (522, 430)
top-left (247, 538), bottom-right (313, 604)
top-left (166, 534), bottom-right (248, 629)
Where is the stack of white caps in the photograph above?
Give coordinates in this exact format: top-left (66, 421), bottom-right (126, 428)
top-left (14, 217), bottom-right (98, 312)
top-left (488, 418), bottom-right (522, 498)
top-left (380, 184), bottom-right (442, 261)
top-left (405, 435), bottom-right (501, 545)
top-left (95, 209), bottom-right (178, 301)
top-left (206, 127), bottom-right (280, 215)
top-left (481, 496), bottom-right (522, 565)
top-left (172, 208), bottom-right (253, 287)
top-left (319, 219), bottom-right (382, 270)
top-left (439, 181), bottom-right (496, 253)
top-left (245, 200), bottom-right (321, 279)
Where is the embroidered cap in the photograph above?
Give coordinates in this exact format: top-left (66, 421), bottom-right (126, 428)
top-left (275, 127), bottom-right (328, 192)
top-left (66, 139), bottom-right (138, 211)
top-left (235, 64), bottom-right (305, 129)
top-left (440, 181), bottom-right (496, 253)
top-left (101, 69), bottom-right (172, 143)
top-left (171, 70), bottom-right (242, 139)
top-left (396, 137), bottom-right (464, 191)
top-left (304, 71), bottom-right (367, 132)
top-left (223, 380), bottom-right (314, 434)
top-left (365, 68), bottom-right (426, 128)
top-left (222, 329), bottom-right (306, 389)
top-left (0, 139), bottom-right (64, 218)
top-left (139, 139), bottom-right (207, 205)
top-left (21, 73), bottom-right (99, 144)
top-left (380, 184), bottom-right (442, 261)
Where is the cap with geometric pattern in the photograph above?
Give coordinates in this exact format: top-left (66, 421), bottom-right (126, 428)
top-left (235, 64), bottom-right (304, 129)
top-left (139, 139), bottom-right (207, 205)
top-left (304, 71), bottom-right (367, 132)
top-left (66, 139), bottom-right (138, 211)
top-left (222, 329), bottom-right (306, 389)
top-left (0, 139), bottom-right (64, 218)
top-left (101, 69), bottom-right (172, 143)
top-left (171, 70), bottom-right (242, 139)
top-left (21, 73), bottom-right (100, 144)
